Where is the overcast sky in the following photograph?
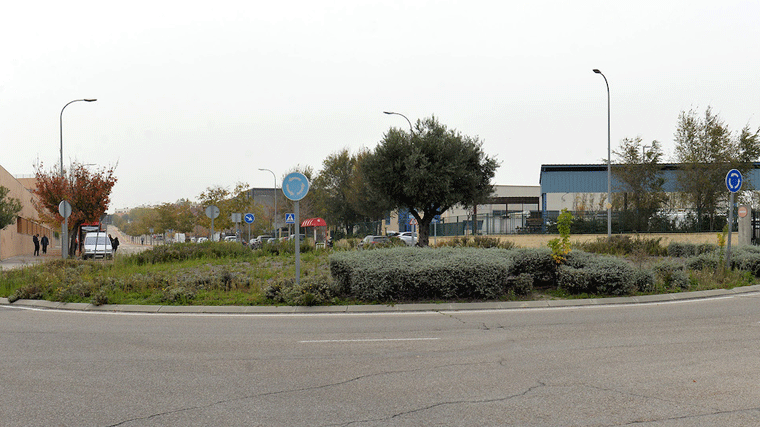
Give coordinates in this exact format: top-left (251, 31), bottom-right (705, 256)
top-left (2, 0), bottom-right (759, 211)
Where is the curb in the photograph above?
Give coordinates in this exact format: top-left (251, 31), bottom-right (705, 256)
top-left (3, 284), bottom-right (760, 314)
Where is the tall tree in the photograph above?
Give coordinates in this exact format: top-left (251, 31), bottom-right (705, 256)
top-left (32, 162), bottom-right (117, 256)
top-left (673, 107), bottom-right (757, 230)
top-left (362, 116), bottom-right (499, 247)
top-left (612, 137), bottom-right (668, 231)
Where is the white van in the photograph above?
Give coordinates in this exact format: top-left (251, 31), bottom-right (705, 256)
top-left (83, 232), bottom-right (113, 260)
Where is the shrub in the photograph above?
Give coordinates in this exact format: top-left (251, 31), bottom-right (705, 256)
top-left (687, 251), bottom-right (721, 271)
top-left (507, 248), bottom-right (556, 287)
top-left (576, 235), bottom-right (666, 256)
top-left (558, 255), bottom-right (641, 295)
top-left (437, 236), bottom-right (516, 249)
top-left (264, 271), bottom-right (335, 306)
top-left (730, 246), bottom-right (760, 276)
top-left (652, 259), bottom-right (690, 290)
top-left (506, 273), bottom-right (533, 296)
top-left (330, 247), bottom-right (512, 301)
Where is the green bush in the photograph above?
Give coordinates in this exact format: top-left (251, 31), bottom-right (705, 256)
top-left (732, 246), bottom-right (760, 275)
top-left (507, 248), bottom-right (556, 287)
top-left (576, 235), bottom-right (666, 256)
top-left (330, 247), bottom-right (512, 301)
top-left (558, 255), bottom-right (642, 295)
top-left (686, 251), bottom-right (721, 271)
top-left (667, 242), bottom-right (717, 258)
top-left (437, 236), bottom-right (516, 249)
top-left (264, 271), bottom-right (335, 306)
top-left (652, 259), bottom-right (689, 290)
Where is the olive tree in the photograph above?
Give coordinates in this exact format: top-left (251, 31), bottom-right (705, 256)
top-left (362, 116), bottom-right (499, 247)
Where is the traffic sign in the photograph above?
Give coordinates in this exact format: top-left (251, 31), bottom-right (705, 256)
top-left (285, 213), bottom-right (296, 224)
top-left (738, 205), bottom-right (749, 218)
top-left (205, 205), bottom-right (220, 219)
top-left (58, 200), bottom-right (72, 218)
top-left (726, 169), bottom-right (743, 193)
top-left (409, 217), bottom-right (418, 225)
top-left (231, 213), bottom-right (242, 223)
top-left (282, 172), bottom-right (310, 201)
top-left (244, 213), bottom-right (255, 224)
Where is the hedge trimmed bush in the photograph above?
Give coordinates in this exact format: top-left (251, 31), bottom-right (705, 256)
top-left (330, 247), bottom-right (512, 301)
top-left (667, 242), bottom-right (717, 258)
top-left (557, 254), bottom-right (645, 295)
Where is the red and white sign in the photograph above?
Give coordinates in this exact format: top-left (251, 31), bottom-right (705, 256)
top-left (409, 218), bottom-right (418, 225)
top-left (738, 206), bottom-right (749, 218)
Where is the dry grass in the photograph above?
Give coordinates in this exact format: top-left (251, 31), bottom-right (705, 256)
top-left (432, 232), bottom-right (730, 249)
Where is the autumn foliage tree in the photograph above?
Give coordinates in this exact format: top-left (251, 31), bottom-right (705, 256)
top-left (32, 162), bottom-right (117, 256)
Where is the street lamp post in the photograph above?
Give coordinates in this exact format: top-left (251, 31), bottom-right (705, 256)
top-left (382, 111), bottom-right (414, 133)
top-left (592, 69), bottom-right (611, 239)
top-left (259, 168), bottom-right (278, 239)
top-left (60, 98), bottom-right (97, 259)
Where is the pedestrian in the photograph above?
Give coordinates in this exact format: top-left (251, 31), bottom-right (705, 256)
top-left (41, 235), bottom-right (49, 254)
top-left (141, 236), bottom-right (145, 245)
top-left (33, 234), bottom-right (40, 256)
top-left (113, 237), bottom-right (120, 252)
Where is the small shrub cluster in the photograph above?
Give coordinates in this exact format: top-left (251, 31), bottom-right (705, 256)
top-left (263, 271), bottom-right (335, 305)
top-left (576, 235), bottom-right (667, 257)
top-left (651, 259), bottom-right (690, 291)
top-left (436, 236), bottom-right (516, 249)
top-left (667, 242), bottom-right (717, 258)
top-left (126, 242), bottom-right (253, 265)
top-left (558, 255), bottom-right (652, 295)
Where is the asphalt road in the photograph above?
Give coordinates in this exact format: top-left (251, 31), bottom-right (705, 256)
top-left (2, 293), bottom-right (760, 427)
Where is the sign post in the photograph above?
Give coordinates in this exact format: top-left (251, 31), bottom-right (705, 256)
top-left (244, 213), bottom-right (254, 243)
top-left (205, 205), bottom-right (220, 241)
top-left (726, 169), bottom-right (743, 269)
top-left (58, 200), bottom-right (72, 259)
top-left (282, 172), bottom-right (310, 285)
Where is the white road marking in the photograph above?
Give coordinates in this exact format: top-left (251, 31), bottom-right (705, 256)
top-left (299, 338), bottom-right (440, 343)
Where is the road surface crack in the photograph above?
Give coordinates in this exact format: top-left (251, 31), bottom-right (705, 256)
top-left (322, 381), bottom-right (546, 427)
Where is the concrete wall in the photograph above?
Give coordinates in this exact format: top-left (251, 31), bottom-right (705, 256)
top-left (0, 164), bottom-right (58, 260)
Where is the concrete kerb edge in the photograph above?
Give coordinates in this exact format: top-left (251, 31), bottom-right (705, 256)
top-left (2, 285), bottom-right (759, 314)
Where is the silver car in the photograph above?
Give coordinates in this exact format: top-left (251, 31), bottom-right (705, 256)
top-left (82, 232), bottom-right (113, 260)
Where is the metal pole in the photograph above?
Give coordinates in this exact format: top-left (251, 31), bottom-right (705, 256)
top-left (59, 98), bottom-right (97, 258)
top-left (593, 69), bottom-right (611, 239)
top-left (727, 192), bottom-right (734, 270)
top-left (259, 168), bottom-right (278, 239)
top-left (294, 201), bottom-right (300, 285)
top-left (383, 111), bottom-right (413, 133)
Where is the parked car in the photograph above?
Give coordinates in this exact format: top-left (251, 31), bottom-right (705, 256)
top-left (82, 232), bottom-right (113, 260)
top-left (224, 235), bottom-right (238, 242)
top-left (249, 235), bottom-right (273, 249)
top-left (197, 237), bottom-right (208, 243)
top-left (358, 235), bottom-right (389, 249)
top-left (287, 234), bottom-right (306, 242)
top-left (398, 232), bottom-right (418, 246)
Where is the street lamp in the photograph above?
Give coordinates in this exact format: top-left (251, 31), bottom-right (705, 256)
top-left (383, 111), bottom-right (414, 133)
top-left (592, 69), bottom-right (611, 239)
top-left (259, 168), bottom-right (278, 239)
top-left (60, 98), bottom-right (97, 258)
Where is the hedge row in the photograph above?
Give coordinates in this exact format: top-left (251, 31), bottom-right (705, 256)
top-left (329, 247), bottom-right (660, 301)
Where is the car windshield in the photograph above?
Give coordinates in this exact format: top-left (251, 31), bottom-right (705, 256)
top-left (85, 234), bottom-right (109, 245)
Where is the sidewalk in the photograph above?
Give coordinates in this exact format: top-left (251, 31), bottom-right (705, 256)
top-left (0, 253), bottom-right (59, 271)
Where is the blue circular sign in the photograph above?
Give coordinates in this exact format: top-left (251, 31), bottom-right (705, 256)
top-left (726, 169), bottom-right (743, 193)
top-left (282, 172), bottom-right (310, 201)
top-left (244, 213), bottom-right (255, 224)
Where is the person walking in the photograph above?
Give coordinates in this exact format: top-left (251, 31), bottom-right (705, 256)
top-left (113, 237), bottom-right (120, 253)
top-left (41, 235), bottom-right (49, 254)
top-left (33, 234), bottom-right (40, 256)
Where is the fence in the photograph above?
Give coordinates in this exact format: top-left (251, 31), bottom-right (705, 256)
top-left (350, 209), bottom-right (736, 237)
